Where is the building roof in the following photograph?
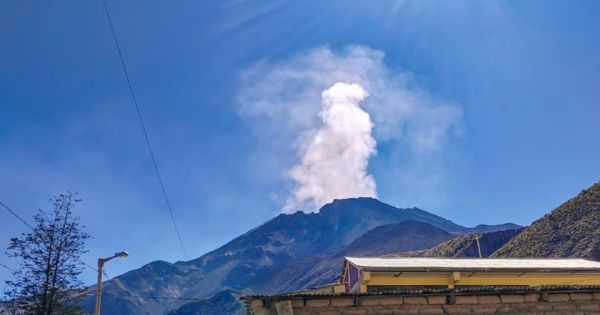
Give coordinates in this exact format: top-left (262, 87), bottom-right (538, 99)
top-left (242, 285), bottom-right (600, 300)
top-left (345, 257), bottom-right (600, 272)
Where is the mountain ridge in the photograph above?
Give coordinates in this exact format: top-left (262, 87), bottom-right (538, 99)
top-left (493, 181), bottom-right (600, 260)
top-left (246, 220), bottom-right (457, 294)
top-left (400, 228), bottom-right (524, 258)
top-left (82, 197), bottom-right (519, 314)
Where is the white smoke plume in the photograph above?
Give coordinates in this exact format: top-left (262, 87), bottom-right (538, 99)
top-left (284, 83), bottom-right (377, 212)
top-left (237, 45), bottom-right (462, 212)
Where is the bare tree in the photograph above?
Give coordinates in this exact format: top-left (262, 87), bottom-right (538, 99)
top-left (3, 193), bottom-right (90, 314)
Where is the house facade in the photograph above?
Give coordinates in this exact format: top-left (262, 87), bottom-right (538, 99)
top-left (244, 257), bottom-right (600, 314)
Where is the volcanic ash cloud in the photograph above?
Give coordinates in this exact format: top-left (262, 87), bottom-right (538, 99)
top-left (284, 82), bottom-right (377, 212)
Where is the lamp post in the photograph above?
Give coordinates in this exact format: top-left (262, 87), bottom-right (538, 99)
top-left (95, 251), bottom-right (128, 315)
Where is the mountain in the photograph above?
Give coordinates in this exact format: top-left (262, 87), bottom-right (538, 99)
top-left (463, 223), bottom-right (521, 233)
top-left (401, 228), bottom-right (523, 258)
top-left (82, 197), bottom-right (516, 315)
top-left (493, 181), bottom-right (600, 260)
top-left (338, 221), bottom-right (455, 257)
top-left (247, 221), bottom-right (455, 294)
top-left (167, 290), bottom-right (244, 315)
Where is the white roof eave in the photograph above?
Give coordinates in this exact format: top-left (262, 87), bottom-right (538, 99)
top-left (344, 257), bottom-right (600, 272)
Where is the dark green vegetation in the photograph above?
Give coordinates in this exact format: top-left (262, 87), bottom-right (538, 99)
top-left (80, 198), bottom-right (516, 314)
top-left (493, 181), bottom-right (600, 259)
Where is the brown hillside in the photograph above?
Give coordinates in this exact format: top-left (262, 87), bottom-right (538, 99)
top-left (400, 228), bottom-right (522, 258)
top-left (493, 181), bottom-right (600, 260)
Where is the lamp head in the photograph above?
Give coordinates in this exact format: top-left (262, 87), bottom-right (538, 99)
top-left (115, 251), bottom-right (129, 259)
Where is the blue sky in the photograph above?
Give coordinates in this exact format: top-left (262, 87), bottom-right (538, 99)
top-left (1, 0), bottom-right (599, 286)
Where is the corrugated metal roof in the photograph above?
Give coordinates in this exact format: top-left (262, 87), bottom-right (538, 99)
top-left (345, 257), bottom-right (600, 271)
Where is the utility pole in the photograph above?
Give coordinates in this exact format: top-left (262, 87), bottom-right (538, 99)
top-left (475, 235), bottom-right (482, 258)
top-left (95, 259), bottom-right (104, 315)
top-left (94, 252), bottom-right (129, 315)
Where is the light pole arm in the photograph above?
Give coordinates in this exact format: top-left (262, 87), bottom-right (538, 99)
top-left (100, 254), bottom-right (119, 264)
top-left (94, 252), bottom-right (127, 315)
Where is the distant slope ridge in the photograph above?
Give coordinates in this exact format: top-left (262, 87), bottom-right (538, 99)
top-left (340, 221), bottom-right (454, 257)
top-left (493, 181), bottom-right (600, 260)
top-left (400, 228), bottom-right (523, 258)
top-left (167, 290), bottom-right (244, 315)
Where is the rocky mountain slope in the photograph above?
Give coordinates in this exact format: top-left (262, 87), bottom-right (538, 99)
top-left (82, 197), bottom-right (517, 314)
top-left (167, 290), bottom-right (244, 315)
top-left (247, 221), bottom-right (455, 294)
top-left (493, 181), bottom-right (600, 260)
top-left (401, 228), bottom-right (523, 258)
top-left (339, 221), bottom-right (455, 257)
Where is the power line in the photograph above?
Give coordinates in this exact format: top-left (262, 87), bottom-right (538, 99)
top-left (144, 296), bottom-right (208, 301)
top-left (100, 0), bottom-right (188, 259)
top-left (80, 260), bottom-right (111, 280)
top-left (0, 201), bottom-right (34, 230)
top-left (141, 291), bottom-right (240, 301)
top-left (0, 262), bottom-right (15, 272)
top-left (80, 293), bottom-right (210, 301)
top-left (0, 200), bottom-right (105, 278)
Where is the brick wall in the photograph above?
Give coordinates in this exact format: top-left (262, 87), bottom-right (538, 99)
top-left (246, 290), bottom-right (600, 314)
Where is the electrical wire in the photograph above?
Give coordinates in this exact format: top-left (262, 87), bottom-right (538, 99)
top-left (0, 200), bottom-right (107, 278)
top-left (0, 201), bottom-right (34, 229)
top-left (80, 260), bottom-right (111, 280)
top-left (0, 262), bottom-right (15, 272)
top-left (80, 293), bottom-right (220, 302)
top-left (99, 0), bottom-right (188, 259)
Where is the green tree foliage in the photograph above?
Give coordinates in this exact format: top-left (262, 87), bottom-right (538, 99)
top-left (3, 193), bottom-right (90, 314)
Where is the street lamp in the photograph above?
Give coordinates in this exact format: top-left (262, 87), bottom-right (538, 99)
top-left (95, 251), bottom-right (128, 315)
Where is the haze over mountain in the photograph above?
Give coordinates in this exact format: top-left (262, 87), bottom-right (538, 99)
top-left (82, 197), bottom-right (515, 314)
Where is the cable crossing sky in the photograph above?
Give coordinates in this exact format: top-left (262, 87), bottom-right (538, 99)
top-left (100, 0), bottom-right (188, 259)
top-left (0, 200), bottom-right (109, 279)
